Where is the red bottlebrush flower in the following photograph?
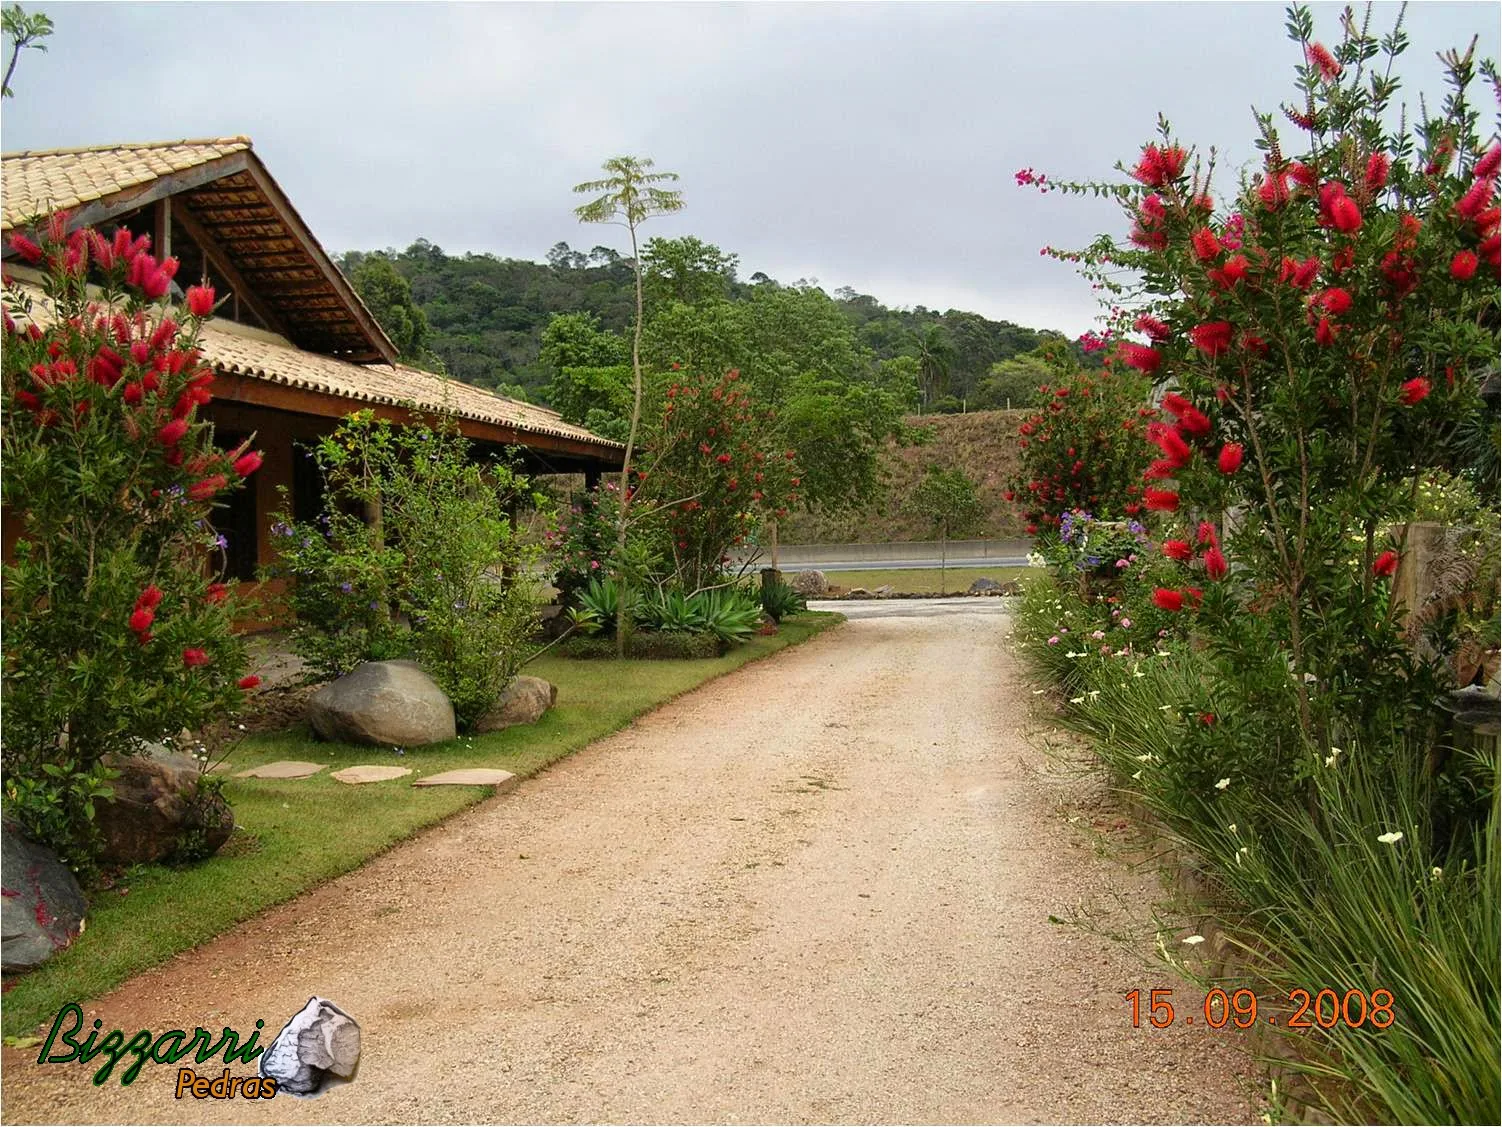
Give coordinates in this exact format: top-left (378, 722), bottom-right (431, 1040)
top-left (1365, 152), bottom-right (1391, 191)
top-left (129, 607), bottom-right (155, 634)
top-left (1189, 321), bottom-right (1234, 357)
top-left (137, 585), bottom-right (163, 610)
top-left (1152, 588), bottom-right (1185, 612)
top-left (233, 450), bottom-right (263, 477)
top-left (1452, 250), bottom-right (1480, 280)
top-left (1477, 144), bottom-right (1502, 181)
top-left (1372, 550), bottom-right (1400, 578)
top-left (1314, 316), bottom-right (1337, 347)
top-left (157, 418), bottom-right (189, 446)
top-left (1307, 41), bottom-right (1341, 79)
top-left (1380, 251), bottom-right (1418, 298)
top-left (1191, 227), bottom-right (1222, 261)
top-left (1161, 392), bottom-right (1192, 419)
top-left (1162, 539), bottom-right (1193, 562)
top-left (1200, 713), bottom-right (1217, 726)
top-left (1317, 183), bottom-right (1363, 232)
top-left (1143, 459), bottom-right (1178, 480)
top-left (185, 285), bottom-right (216, 318)
top-left (716, 453), bottom-right (732, 465)
top-left (8, 232), bottom-right (44, 263)
top-left (1209, 255), bottom-right (1248, 289)
top-left (15, 389), bottom-right (40, 410)
top-left (1178, 407), bottom-right (1212, 439)
top-left (1316, 287), bottom-right (1352, 315)
top-left (1025, 523), bottom-right (1038, 535)
top-left (1257, 170), bottom-right (1290, 211)
top-left (1203, 546), bottom-right (1228, 580)
top-left (1217, 442), bottom-right (1244, 474)
top-left (1151, 427), bottom-right (1192, 466)
top-left (139, 267), bottom-right (172, 301)
top-left (1132, 144), bottom-right (1187, 187)
top-left (164, 446), bottom-right (184, 467)
top-left (785, 450), bottom-right (795, 460)
top-left (205, 582), bottom-right (229, 604)
top-left (1134, 314), bottom-right (1170, 342)
top-left (1118, 342), bottom-right (1161, 373)
top-left (1287, 161), bottom-right (1317, 188)
top-left (238, 675), bottom-right (261, 691)
top-left (1124, 502), bottom-right (1142, 515)
top-left (1456, 177), bottom-right (1495, 221)
top-left (1144, 489), bottom-right (1180, 512)
top-left (1196, 521), bottom-right (1219, 547)
top-left (1481, 234), bottom-right (1502, 267)
top-left (1399, 377), bottom-right (1431, 406)
top-left (187, 474), bottom-right (227, 501)
top-left (181, 648), bottom-right (210, 668)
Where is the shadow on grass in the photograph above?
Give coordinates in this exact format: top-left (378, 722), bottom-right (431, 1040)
top-left (1, 612), bottom-right (844, 1037)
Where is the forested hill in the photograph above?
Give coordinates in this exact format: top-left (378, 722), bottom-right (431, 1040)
top-left (336, 238), bottom-right (1073, 410)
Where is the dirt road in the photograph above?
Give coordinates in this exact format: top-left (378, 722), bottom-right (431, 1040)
top-left (1, 611), bottom-right (1258, 1124)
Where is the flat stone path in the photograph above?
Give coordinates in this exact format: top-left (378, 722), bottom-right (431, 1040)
top-left (0, 610), bottom-right (1257, 1123)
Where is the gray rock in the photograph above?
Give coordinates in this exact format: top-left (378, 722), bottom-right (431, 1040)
top-left (873, 585), bottom-right (895, 598)
top-left (968, 577), bottom-right (1003, 595)
top-left (474, 676), bottom-right (557, 734)
top-left (846, 587), bottom-right (872, 598)
top-left (307, 660), bottom-right (455, 747)
top-left (1, 820), bottom-right (87, 973)
top-left (790, 569), bottom-right (829, 597)
top-left (259, 996), bottom-right (360, 1097)
top-left (95, 752), bottom-right (233, 867)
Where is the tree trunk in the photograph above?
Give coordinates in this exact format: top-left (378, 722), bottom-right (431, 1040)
top-left (614, 221), bottom-right (645, 658)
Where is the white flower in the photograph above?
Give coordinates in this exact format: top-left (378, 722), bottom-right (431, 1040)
top-left (1069, 695), bottom-right (1085, 704)
top-left (1215, 777), bottom-right (1231, 790)
top-left (1066, 651), bottom-right (1086, 658)
top-left (1131, 770), bottom-right (1142, 780)
top-left (1377, 831), bottom-right (1404, 845)
top-left (1031, 688), bottom-right (1047, 695)
top-left (1158, 703), bottom-right (1175, 711)
top-left (1182, 934), bottom-right (1206, 946)
top-left (1227, 823), bottom-right (1238, 834)
top-left (1136, 753), bottom-right (1154, 762)
top-left (1431, 866), bottom-right (1444, 880)
top-left (1325, 746), bottom-right (1343, 767)
top-left (1027, 551), bottom-right (1047, 568)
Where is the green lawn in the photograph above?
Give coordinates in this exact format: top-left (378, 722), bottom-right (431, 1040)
top-left (819, 566), bottom-right (1027, 595)
top-left (1, 612), bottom-right (843, 1038)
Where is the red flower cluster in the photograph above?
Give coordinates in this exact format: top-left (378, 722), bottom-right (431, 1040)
top-left (129, 585), bottom-right (163, 644)
top-left (1131, 144), bottom-right (1189, 188)
top-left (1316, 182), bottom-right (1363, 233)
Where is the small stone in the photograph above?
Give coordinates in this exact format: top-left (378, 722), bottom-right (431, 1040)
top-left (259, 997), bottom-right (360, 1096)
top-left (235, 761), bottom-right (328, 780)
top-left (329, 766), bottom-right (413, 785)
top-left (411, 768), bottom-right (517, 789)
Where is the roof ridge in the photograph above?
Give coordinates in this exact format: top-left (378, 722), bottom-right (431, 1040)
top-left (1, 136), bottom-right (252, 159)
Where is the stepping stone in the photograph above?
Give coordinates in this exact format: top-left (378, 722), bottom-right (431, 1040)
top-left (330, 765), bottom-right (413, 785)
top-left (411, 768), bottom-right (517, 790)
top-left (234, 761), bottom-right (327, 780)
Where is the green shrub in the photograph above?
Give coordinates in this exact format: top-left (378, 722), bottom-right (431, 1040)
top-left (760, 580), bottom-right (805, 623)
top-left (695, 586), bottom-right (763, 644)
top-left (559, 631), bottom-right (725, 661)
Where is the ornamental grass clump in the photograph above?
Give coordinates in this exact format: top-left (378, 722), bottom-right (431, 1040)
top-left (2, 216), bottom-right (260, 867)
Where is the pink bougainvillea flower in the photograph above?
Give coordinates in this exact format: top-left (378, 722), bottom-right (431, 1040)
top-left (1451, 250), bottom-right (1480, 280)
top-left (1399, 377), bottom-right (1431, 406)
top-left (1162, 539), bottom-right (1193, 562)
top-left (181, 648), bottom-right (210, 667)
top-left (1152, 588), bottom-right (1184, 612)
top-left (1144, 489), bottom-right (1180, 512)
top-left (1217, 442), bottom-right (1244, 474)
top-left (1372, 550), bottom-right (1400, 578)
top-left (1189, 321), bottom-right (1234, 357)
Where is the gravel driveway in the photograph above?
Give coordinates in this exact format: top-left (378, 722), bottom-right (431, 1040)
top-left (0, 611), bottom-right (1257, 1124)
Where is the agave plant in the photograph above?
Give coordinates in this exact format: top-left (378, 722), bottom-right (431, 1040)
top-left (694, 586), bottom-right (763, 644)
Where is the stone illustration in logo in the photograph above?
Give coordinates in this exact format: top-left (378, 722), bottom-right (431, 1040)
top-left (258, 997), bottom-right (360, 1096)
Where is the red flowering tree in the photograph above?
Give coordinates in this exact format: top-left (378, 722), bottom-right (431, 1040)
top-left (2, 215), bottom-right (260, 865)
top-left (638, 367), bottom-right (798, 592)
top-left (1019, 7), bottom-right (1499, 747)
top-left (1002, 344), bottom-right (1161, 536)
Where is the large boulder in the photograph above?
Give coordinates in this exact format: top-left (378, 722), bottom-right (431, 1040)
top-left (307, 660), bottom-right (456, 747)
top-left (789, 569), bottom-right (829, 597)
top-left (95, 750), bottom-right (234, 867)
top-left (474, 676), bottom-right (557, 734)
top-left (2, 820), bottom-right (87, 973)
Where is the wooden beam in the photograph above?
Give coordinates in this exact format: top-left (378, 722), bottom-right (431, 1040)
top-left (238, 157), bottom-right (399, 367)
top-left (3, 152), bottom-right (252, 243)
top-left (208, 371), bottom-right (624, 466)
top-left (173, 203), bottom-right (294, 339)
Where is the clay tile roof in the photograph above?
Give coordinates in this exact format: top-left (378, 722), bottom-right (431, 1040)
top-left (0, 137), bottom-right (252, 231)
top-left (199, 321), bottom-right (621, 450)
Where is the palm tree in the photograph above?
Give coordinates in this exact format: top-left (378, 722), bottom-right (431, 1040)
top-left (913, 323), bottom-right (954, 409)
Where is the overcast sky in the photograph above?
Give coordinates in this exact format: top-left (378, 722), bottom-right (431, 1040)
top-left (3, 1), bottom-right (1497, 336)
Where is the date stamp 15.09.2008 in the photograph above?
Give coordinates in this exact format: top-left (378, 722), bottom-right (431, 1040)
top-left (1125, 988), bottom-right (1395, 1031)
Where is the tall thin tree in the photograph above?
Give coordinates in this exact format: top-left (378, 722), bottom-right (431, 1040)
top-left (573, 156), bottom-right (685, 654)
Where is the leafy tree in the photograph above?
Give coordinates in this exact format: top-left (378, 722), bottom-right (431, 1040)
top-left (2, 3), bottom-right (51, 98)
top-left (906, 465), bottom-right (984, 592)
top-left (347, 253), bottom-right (438, 367)
top-left (973, 349), bottom-right (1059, 409)
top-left (573, 155), bottom-right (685, 654)
top-left (642, 235), bottom-right (739, 307)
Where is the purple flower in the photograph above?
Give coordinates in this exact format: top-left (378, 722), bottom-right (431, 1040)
top-left (340, 582), bottom-right (354, 594)
top-left (214, 534), bottom-right (229, 551)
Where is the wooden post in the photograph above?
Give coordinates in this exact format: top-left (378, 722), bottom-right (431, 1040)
top-left (155, 197), bottom-right (172, 261)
